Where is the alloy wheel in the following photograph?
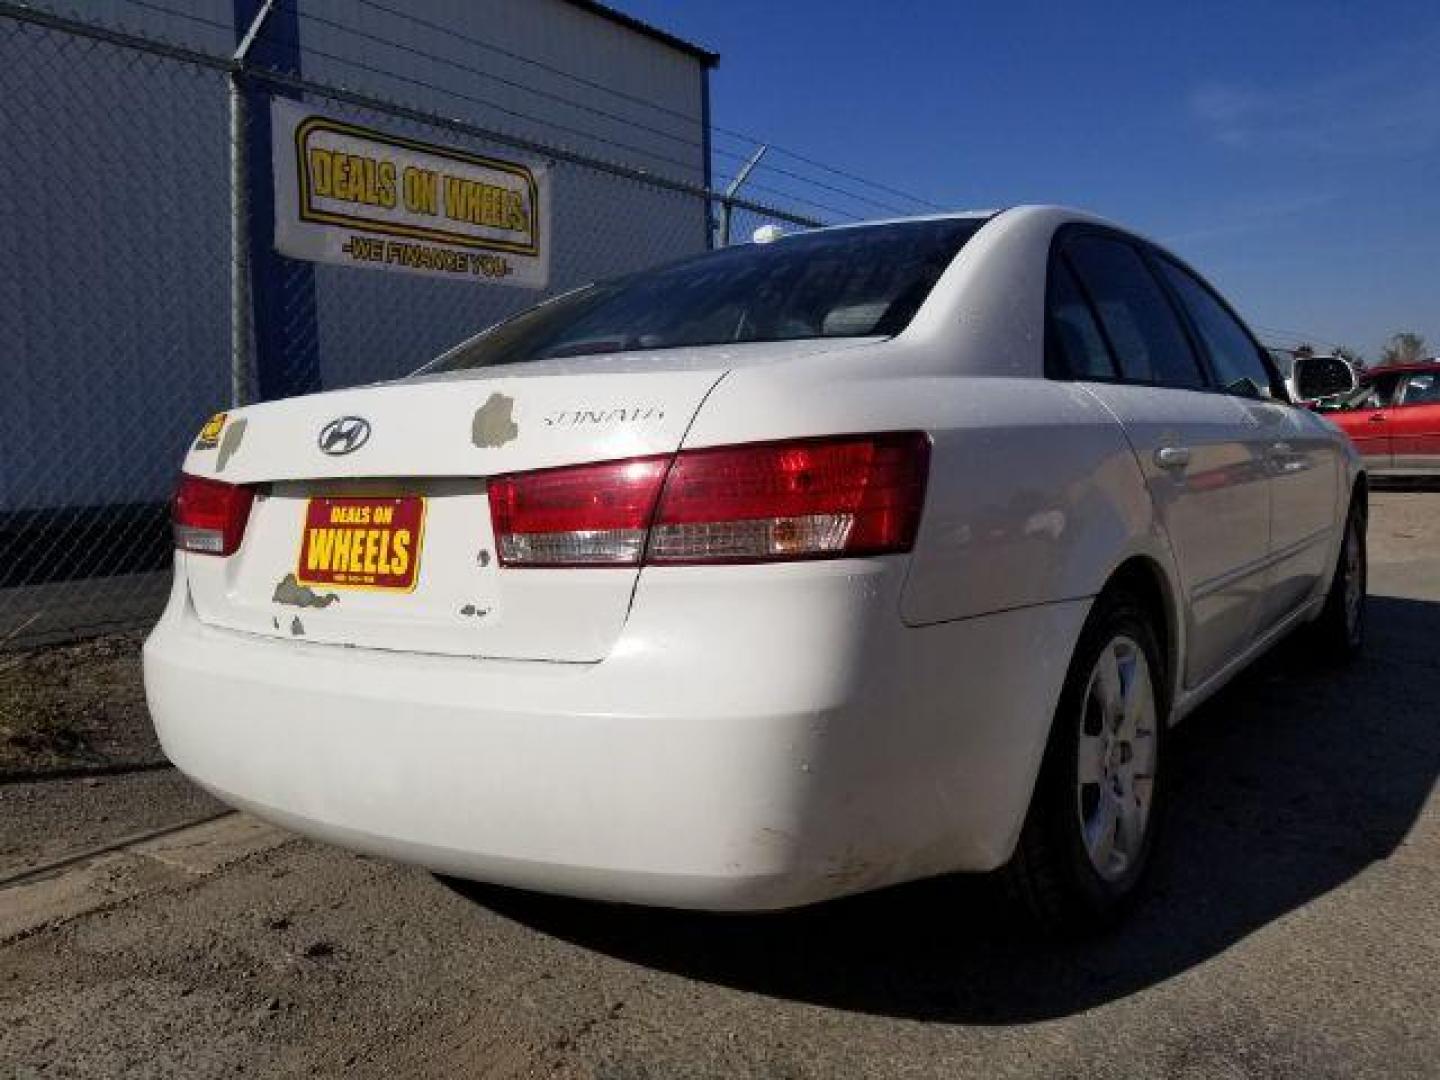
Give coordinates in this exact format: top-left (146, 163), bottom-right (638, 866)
top-left (1076, 635), bottom-right (1158, 882)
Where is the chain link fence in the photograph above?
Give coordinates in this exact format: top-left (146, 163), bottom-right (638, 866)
top-left (0, 2), bottom-right (822, 649)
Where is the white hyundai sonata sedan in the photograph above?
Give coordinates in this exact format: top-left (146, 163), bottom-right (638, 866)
top-left (145, 206), bottom-right (1366, 931)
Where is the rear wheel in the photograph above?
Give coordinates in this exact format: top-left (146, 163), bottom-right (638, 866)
top-left (1311, 493), bottom-right (1366, 662)
top-left (1003, 588), bottom-right (1167, 934)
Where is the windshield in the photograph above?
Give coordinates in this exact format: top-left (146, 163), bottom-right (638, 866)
top-left (423, 217), bottom-right (990, 373)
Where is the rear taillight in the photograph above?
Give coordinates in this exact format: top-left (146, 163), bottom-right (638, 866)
top-left (488, 456), bottom-right (670, 566)
top-left (487, 433), bottom-right (929, 567)
top-left (649, 434), bottom-right (930, 562)
top-left (172, 473), bottom-right (255, 556)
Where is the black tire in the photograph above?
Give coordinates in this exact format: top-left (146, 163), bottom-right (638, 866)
top-left (1311, 492), bottom-right (1367, 662)
top-left (1002, 587), bottom-right (1168, 935)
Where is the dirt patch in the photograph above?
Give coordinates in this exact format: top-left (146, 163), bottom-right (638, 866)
top-left (0, 630), bottom-right (159, 775)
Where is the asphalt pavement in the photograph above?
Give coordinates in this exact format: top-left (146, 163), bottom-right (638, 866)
top-left (2, 491), bottom-right (1437, 1079)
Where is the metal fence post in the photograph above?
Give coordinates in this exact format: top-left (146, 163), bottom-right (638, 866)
top-left (228, 0), bottom-right (276, 408)
top-left (718, 144), bottom-right (767, 247)
top-left (228, 74), bottom-right (251, 408)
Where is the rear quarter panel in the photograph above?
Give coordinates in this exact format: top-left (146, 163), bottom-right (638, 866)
top-left (899, 378), bottom-right (1160, 624)
top-left (683, 361), bottom-right (1168, 626)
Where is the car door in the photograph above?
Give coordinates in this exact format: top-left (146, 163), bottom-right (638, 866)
top-left (1327, 376), bottom-right (1398, 470)
top-left (1389, 370), bottom-right (1440, 473)
top-left (1049, 231), bottom-right (1272, 689)
top-left (1150, 255), bottom-right (1341, 630)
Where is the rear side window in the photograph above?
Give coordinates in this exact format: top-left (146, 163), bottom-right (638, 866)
top-left (1065, 236), bottom-right (1206, 389)
top-left (1048, 259), bottom-right (1115, 379)
top-left (1154, 258), bottom-right (1274, 399)
top-left (1401, 372), bottom-right (1440, 405)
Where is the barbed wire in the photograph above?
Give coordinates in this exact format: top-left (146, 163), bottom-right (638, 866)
top-left (745, 143), bottom-right (946, 213)
top-left (105, 0), bottom-right (233, 38)
top-left (290, 2), bottom-right (920, 217)
top-left (277, 2), bottom-right (911, 218)
top-left (306, 0), bottom-right (944, 214)
top-left (283, 5), bottom-right (703, 150)
top-left (111, 0), bottom-right (938, 221)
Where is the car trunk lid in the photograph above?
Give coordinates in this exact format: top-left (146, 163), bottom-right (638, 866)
top-left (179, 362), bottom-right (731, 662)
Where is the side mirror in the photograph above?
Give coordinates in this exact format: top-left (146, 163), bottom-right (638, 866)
top-left (1292, 354), bottom-right (1358, 403)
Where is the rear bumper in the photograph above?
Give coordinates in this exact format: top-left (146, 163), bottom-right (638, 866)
top-left (144, 561), bottom-right (1088, 910)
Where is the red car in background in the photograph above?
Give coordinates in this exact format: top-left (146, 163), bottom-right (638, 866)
top-left (1321, 363), bottom-right (1440, 476)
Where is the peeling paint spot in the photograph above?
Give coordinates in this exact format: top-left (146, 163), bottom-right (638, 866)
top-left (272, 616), bottom-right (279, 630)
top-left (215, 418), bottom-right (248, 472)
top-left (460, 604), bottom-right (476, 616)
top-left (476, 549), bottom-right (491, 567)
top-left (458, 604), bottom-right (490, 619)
top-left (472, 393), bottom-right (519, 448)
top-left (290, 616), bottom-right (305, 636)
top-left (272, 573), bottom-right (339, 608)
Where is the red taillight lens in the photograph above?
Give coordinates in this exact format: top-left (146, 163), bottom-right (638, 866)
top-left (649, 433), bottom-right (929, 563)
top-left (172, 473), bottom-right (255, 556)
top-left (487, 433), bottom-right (929, 567)
top-left (488, 456), bottom-right (670, 566)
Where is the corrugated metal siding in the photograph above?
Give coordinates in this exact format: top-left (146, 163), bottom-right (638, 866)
top-left (299, 0), bottom-right (707, 183)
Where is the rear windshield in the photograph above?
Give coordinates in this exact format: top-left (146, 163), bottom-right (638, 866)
top-left (423, 217), bottom-right (990, 373)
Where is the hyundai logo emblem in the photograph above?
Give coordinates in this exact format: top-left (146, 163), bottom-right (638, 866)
top-left (317, 416), bottom-right (371, 456)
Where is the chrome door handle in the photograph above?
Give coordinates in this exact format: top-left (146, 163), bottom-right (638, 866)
top-left (1368, 414), bottom-right (1388, 423)
top-left (1154, 446), bottom-right (1191, 470)
top-left (1270, 441), bottom-right (1293, 456)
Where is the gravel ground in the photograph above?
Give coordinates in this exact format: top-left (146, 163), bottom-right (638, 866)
top-left (0, 630), bottom-right (157, 777)
top-left (0, 771), bottom-right (223, 881)
top-left (1, 492), bottom-right (1436, 1078)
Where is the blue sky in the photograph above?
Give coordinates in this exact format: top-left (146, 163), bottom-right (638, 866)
top-left (622, 0), bottom-right (1439, 360)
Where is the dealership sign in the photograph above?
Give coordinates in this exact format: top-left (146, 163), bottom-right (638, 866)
top-left (271, 99), bottom-right (549, 288)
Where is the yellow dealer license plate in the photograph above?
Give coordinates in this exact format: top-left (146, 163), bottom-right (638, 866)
top-left (296, 496), bottom-right (426, 591)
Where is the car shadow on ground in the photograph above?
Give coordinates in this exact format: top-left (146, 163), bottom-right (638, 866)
top-left (445, 595), bottom-right (1439, 1024)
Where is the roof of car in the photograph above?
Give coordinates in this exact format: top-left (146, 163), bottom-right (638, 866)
top-left (1363, 362), bottom-right (1440, 379)
top-left (794, 204), bottom-right (1131, 237)
top-left (793, 209), bottom-right (1000, 233)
